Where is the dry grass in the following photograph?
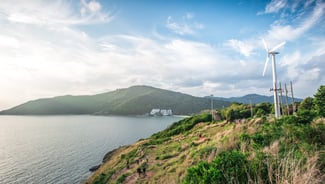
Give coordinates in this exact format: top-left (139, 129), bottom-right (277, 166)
top-left (266, 150), bottom-right (324, 184)
top-left (86, 117), bottom-right (325, 184)
top-left (263, 140), bottom-right (280, 157)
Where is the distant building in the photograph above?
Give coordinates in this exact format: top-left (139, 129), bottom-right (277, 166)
top-left (150, 109), bottom-right (161, 116)
top-left (150, 109), bottom-right (173, 116)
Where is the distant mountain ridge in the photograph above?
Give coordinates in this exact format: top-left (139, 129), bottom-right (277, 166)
top-left (0, 86), bottom-right (230, 116)
top-left (209, 93), bottom-right (302, 104)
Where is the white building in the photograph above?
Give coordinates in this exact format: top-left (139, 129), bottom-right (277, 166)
top-left (150, 109), bottom-right (161, 116)
top-left (150, 109), bottom-right (173, 116)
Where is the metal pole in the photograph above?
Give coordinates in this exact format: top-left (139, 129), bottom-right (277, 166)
top-left (249, 99), bottom-right (253, 118)
top-left (285, 83), bottom-right (290, 115)
top-left (290, 81), bottom-right (295, 114)
top-left (279, 82), bottom-right (283, 116)
top-left (211, 94), bottom-right (214, 121)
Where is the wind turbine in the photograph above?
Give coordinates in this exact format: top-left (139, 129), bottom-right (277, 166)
top-left (262, 39), bottom-right (286, 118)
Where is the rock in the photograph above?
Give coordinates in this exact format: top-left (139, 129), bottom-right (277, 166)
top-left (89, 164), bottom-right (101, 172)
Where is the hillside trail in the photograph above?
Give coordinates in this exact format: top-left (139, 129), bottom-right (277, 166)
top-left (123, 135), bottom-right (206, 183)
top-left (112, 123), bottom-right (213, 183)
top-left (116, 150), bottom-right (159, 184)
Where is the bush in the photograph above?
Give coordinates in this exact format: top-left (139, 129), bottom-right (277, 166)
top-left (298, 97), bottom-right (314, 111)
top-left (297, 110), bottom-right (316, 124)
top-left (116, 173), bottom-right (129, 183)
top-left (184, 161), bottom-right (223, 184)
top-left (93, 170), bottom-right (115, 184)
top-left (152, 113), bottom-right (211, 139)
top-left (146, 137), bottom-right (171, 145)
top-left (184, 151), bottom-right (249, 184)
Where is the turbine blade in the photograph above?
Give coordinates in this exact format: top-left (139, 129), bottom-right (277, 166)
top-left (270, 41), bottom-right (286, 52)
top-left (262, 55), bottom-right (269, 76)
top-left (262, 38), bottom-right (268, 52)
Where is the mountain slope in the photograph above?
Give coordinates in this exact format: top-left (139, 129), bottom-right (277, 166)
top-left (0, 86), bottom-right (230, 115)
top-left (85, 114), bottom-right (325, 184)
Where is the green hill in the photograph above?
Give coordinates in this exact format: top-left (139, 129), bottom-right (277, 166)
top-left (85, 86), bottom-right (325, 184)
top-left (0, 85), bottom-right (230, 115)
top-left (85, 114), bottom-right (325, 184)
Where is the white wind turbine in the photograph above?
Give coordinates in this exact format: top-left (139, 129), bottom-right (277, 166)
top-left (262, 39), bottom-right (286, 118)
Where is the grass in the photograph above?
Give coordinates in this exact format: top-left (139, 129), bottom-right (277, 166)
top-left (86, 114), bottom-right (325, 184)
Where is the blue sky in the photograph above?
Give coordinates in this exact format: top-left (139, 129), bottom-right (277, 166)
top-left (0, 0), bottom-right (324, 110)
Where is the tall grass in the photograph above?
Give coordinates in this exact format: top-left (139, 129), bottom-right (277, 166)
top-left (265, 150), bottom-right (323, 184)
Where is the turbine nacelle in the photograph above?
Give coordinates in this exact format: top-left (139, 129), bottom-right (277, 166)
top-left (269, 51), bottom-right (279, 55)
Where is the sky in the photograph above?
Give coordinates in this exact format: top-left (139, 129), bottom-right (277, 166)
top-left (0, 0), bottom-right (324, 110)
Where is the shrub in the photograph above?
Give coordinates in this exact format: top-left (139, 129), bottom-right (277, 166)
top-left (93, 170), bottom-right (115, 184)
top-left (298, 97), bottom-right (314, 111)
top-left (184, 151), bottom-right (249, 184)
top-left (116, 173), bottom-right (129, 183)
top-left (251, 133), bottom-right (272, 148)
top-left (152, 113), bottom-right (211, 139)
top-left (296, 110), bottom-right (316, 124)
top-left (184, 161), bottom-right (223, 184)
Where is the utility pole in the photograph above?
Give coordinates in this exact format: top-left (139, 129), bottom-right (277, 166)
top-left (249, 98), bottom-right (253, 118)
top-left (285, 83), bottom-right (290, 115)
top-left (270, 82), bottom-right (281, 118)
top-left (211, 94), bottom-right (214, 122)
top-left (290, 81), bottom-right (296, 114)
top-left (279, 82), bottom-right (283, 116)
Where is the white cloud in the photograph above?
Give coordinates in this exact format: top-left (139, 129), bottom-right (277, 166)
top-left (166, 16), bottom-right (194, 35)
top-left (280, 51), bottom-right (302, 79)
top-left (225, 39), bottom-right (255, 57)
top-left (0, 35), bottom-right (20, 48)
top-left (294, 67), bottom-right (323, 97)
top-left (230, 2), bottom-right (324, 57)
top-left (81, 0), bottom-right (101, 13)
top-left (263, 0), bottom-right (287, 14)
top-left (266, 1), bottom-right (325, 42)
top-left (0, 0), bottom-right (112, 26)
top-left (0, 0), bottom-right (324, 110)
top-left (166, 13), bottom-right (204, 35)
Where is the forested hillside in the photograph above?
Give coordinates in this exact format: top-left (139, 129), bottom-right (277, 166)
top-left (0, 86), bottom-right (230, 115)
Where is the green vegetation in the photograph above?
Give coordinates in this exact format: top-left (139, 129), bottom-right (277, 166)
top-left (314, 85), bottom-right (325, 117)
top-left (184, 117), bottom-right (325, 183)
top-left (185, 150), bottom-right (249, 184)
top-left (220, 102), bottom-right (272, 121)
top-left (92, 170), bottom-right (115, 184)
top-left (116, 173), bottom-right (130, 184)
top-left (85, 85), bottom-right (324, 184)
top-left (151, 113), bottom-right (211, 139)
top-left (0, 85), bottom-right (230, 115)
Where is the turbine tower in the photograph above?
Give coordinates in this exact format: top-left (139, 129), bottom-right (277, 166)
top-left (262, 39), bottom-right (286, 118)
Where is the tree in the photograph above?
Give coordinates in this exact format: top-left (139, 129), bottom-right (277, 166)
top-left (313, 85), bottom-right (325, 117)
top-left (298, 97), bottom-right (314, 112)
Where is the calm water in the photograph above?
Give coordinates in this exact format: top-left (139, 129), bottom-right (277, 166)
top-left (0, 115), bottom-right (183, 184)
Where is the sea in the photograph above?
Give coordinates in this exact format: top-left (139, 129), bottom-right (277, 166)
top-left (0, 115), bottom-right (184, 184)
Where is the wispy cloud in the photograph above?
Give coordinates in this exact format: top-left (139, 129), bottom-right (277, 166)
top-left (266, 1), bottom-right (325, 42)
top-left (0, 0), bottom-right (113, 26)
top-left (228, 1), bottom-right (324, 56)
top-left (259, 0), bottom-right (287, 14)
top-left (166, 12), bottom-right (203, 35)
top-left (225, 39), bottom-right (255, 57)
